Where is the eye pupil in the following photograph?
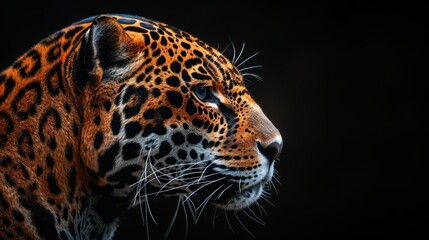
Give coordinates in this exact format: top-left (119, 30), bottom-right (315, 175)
top-left (193, 86), bottom-right (213, 102)
top-left (197, 87), bottom-right (207, 99)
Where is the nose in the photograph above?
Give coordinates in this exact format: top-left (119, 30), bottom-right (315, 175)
top-left (257, 140), bottom-right (283, 163)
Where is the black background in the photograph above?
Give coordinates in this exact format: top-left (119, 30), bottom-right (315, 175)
top-left (1, 1), bottom-right (425, 239)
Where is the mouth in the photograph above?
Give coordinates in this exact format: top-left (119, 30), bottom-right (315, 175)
top-left (210, 181), bottom-right (265, 210)
top-left (144, 159), bottom-right (276, 210)
top-left (188, 165), bottom-right (275, 210)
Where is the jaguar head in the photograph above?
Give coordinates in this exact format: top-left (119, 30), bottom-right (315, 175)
top-left (74, 15), bottom-right (283, 211)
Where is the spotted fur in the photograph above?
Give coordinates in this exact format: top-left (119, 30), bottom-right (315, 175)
top-left (0, 14), bottom-right (283, 239)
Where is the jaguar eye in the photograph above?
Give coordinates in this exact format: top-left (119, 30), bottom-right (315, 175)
top-left (193, 86), bottom-right (214, 102)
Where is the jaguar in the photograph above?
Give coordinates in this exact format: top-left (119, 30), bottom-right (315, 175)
top-left (0, 14), bottom-right (283, 239)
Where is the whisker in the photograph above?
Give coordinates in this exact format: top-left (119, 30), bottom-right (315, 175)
top-left (255, 202), bottom-right (268, 216)
top-left (143, 150), bottom-right (158, 226)
top-left (133, 172), bottom-right (144, 205)
top-left (261, 190), bottom-right (272, 199)
top-left (184, 176), bottom-right (226, 202)
top-left (197, 159), bottom-right (219, 183)
top-left (195, 184), bottom-right (224, 214)
top-left (236, 51), bottom-right (259, 68)
top-left (220, 41), bottom-right (231, 56)
top-left (212, 208), bottom-right (218, 232)
top-left (148, 157), bottom-right (161, 185)
top-left (129, 160), bottom-right (212, 187)
top-left (260, 195), bottom-right (275, 207)
top-left (215, 184), bottom-right (233, 200)
top-left (273, 174), bottom-right (281, 185)
top-left (273, 169), bottom-right (282, 184)
top-left (136, 161), bottom-right (213, 193)
top-left (153, 171), bottom-right (203, 197)
top-left (269, 180), bottom-right (279, 195)
top-left (135, 160), bottom-right (210, 185)
top-left (186, 171), bottom-right (221, 186)
top-left (215, 42), bottom-right (220, 52)
top-left (239, 65), bottom-right (263, 73)
top-left (234, 211), bottom-right (255, 238)
top-left (133, 149), bottom-right (152, 205)
top-left (142, 150), bottom-right (152, 240)
top-left (184, 197), bottom-right (198, 223)
top-left (144, 189), bottom-right (158, 225)
top-left (225, 210), bottom-right (235, 234)
top-left (142, 201), bottom-right (150, 240)
top-left (230, 39), bottom-right (237, 64)
top-left (244, 207), bottom-right (265, 226)
top-left (249, 204), bottom-right (265, 219)
top-left (163, 196), bottom-right (181, 239)
top-left (181, 196), bottom-right (189, 240)
top-left (242, 73), bottom-right (263, 81)
top-left (140, 177), bottom-right (220, 198)
top-left (238, 179), bottom-right (242, 192)
top-left (151, 171), bottom-right (221, 198)
top-left (196, 186), bottom-right (223, 221)
top-left (235, 42), bottom-right (246, 65)
top-left (214, 208), bottom-right (224, 219)
top-left (136, 148), bottom-right (152, 237)
top-left (139, 169), bottom-right (197, 190)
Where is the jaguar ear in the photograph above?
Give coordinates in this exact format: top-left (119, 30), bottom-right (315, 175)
top-left (83, 15), bottom-right (140, 82)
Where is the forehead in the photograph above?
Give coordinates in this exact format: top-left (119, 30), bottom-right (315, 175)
top-left (103, 14), bottom-right (245, 87)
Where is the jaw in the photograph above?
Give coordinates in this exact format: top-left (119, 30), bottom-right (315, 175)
top-left (126, 150), bottom-right (277, 211)
top-left (211, 183), bottom-right (265, 210)
top-left (203, 161), bottom-right (276, 210)
top-left (134, 170), bottom-right (268, 211)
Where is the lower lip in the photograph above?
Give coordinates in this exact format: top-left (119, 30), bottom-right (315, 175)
top-left (212, 182), bottom-right (262, 202)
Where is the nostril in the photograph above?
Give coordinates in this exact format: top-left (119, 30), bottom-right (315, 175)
top-left (257, 141), bottom-right (283, 163)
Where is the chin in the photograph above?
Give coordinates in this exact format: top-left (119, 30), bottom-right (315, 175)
top-left (212, 182), bottom-right (265, 210)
